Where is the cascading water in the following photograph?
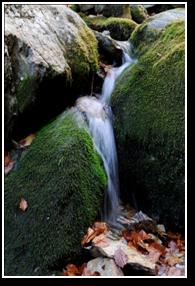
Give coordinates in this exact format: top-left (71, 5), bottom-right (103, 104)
top-left (76, 42), bottom-right (135, 223)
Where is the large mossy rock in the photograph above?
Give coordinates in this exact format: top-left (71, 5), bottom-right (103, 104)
top-left (130, 8), bottom-right (185, 55)
top-left (130, 5), bottom-right (148, 24)
top-left (4, 111), bottom-right (107, 275)
top-left (101, 5), bottom-right (131, 19)
top-left (83, 16), bottom-right (137, 41)
top-left (5, 4), bottom-right (98, 143)
top-left (112, 21), bottom-right (185, 232)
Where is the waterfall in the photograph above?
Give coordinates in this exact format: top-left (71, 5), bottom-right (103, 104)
top-left (76, 42), bottom-right (134, 223)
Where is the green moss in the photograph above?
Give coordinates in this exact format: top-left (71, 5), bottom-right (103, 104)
top-left (102, 4), bottom-right (131, 19)
top-left (66, 25), bottom-right (99, 75)
top-left (16, 76), bottom-right (38, 113)
top-left (130, 5), bottom-right (148, 24)
top-left (130, 9), bottom-right (185, 56)
top-left (130, 22), bottom-right (161, 56)
top-left (111, 21), bottom-right (185, 231)
top-left (83, 16), bottom-right (138, 41)
top-left (4, 111), bottom-right (107, 275)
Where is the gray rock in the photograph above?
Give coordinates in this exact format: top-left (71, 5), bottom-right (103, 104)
top-left (147, 8), bottom-right (185, 29)
top-left (86, 257), bottom-right (124, 276)
top-left (95, 5), bottom-right (106, 14)
top-left (94, 30), bottom-right (123, 65)
top-left (130, 8), bottom-right (185, 55)
top-left (95, 238), bottom-right (155, 273)
top-left (77, 4), bottom-right (94, 13)
top-left (5, 4), bottom-right (98, 142)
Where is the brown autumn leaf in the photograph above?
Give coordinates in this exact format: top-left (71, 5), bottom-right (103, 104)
top-left (92, 222), bottom-right (108, 235)
top-left (129, 230), bottom-right (148, 246)
top-left (81, 227), bottom-right (95, 246)
top-left (19, 134), bottom-right (36, 148)
top-left (63, 264), bottom-right (80, 276)
top-left (148, 242), bottom-right (167, 256)
top-left (92, 233), bottom-right (110, 247)
top-left (19, 198), bottom-right (28, 211)
top-left (122, 229), bottom-right (132, 242)
top-left (81, 222), bottom-right (108, 246)
top-left (165, 252), bottom-right (184, 266)
top-left (4, 152), bottom-right (15, 175)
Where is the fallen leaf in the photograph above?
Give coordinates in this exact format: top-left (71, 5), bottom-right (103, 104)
top-left (122, 229), bottom-right (132, 242)
top-left (4, 152), bottom-right (15, 175)
top-left (165, 253), bottom-right (184, 266)
top-left (148, 242), bottom-right (166, 255)
top-left (92, 233), bottom-right (109, 247)
top-left (81, 227), bottom-right (95, 246)
top-left (5, 161), bottom-right (15, 175)
top-left (19, 134), bottom-right (36, 148)
top-left (63, 264), bottom-right (80, 276)
top-left (168, 240), bottom-right (178, 252)
top-left (19, 198), bottom-right (28, 211)
top-left (81, 222), bottom-right (108, 246)
top-left (114, 247), bottom-right (128, 268)
top-left (92, 222), bottom-right (108, 235)
top-left (147, 248), bottom-right (162, 264)
top-left (166, 266), bottom-right (185, 276)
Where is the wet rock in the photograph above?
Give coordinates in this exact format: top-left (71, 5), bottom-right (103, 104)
top-left (112, 20), bottom-right (185, 232)
top-left (94, 30), bottom-right (123, 65)
top-left (91, 238), bottom-right (155, 274)
top-left (86, 257), bottom-right (124, 276)
top-left (5, 4), bottom-right (98, 142)
top-left (130, 8), bottom-right (185, 55)
top-left (77, 4), bottom-right (95, 14)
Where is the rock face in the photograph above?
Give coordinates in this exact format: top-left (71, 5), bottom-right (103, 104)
top-left (130, 8), bottom-right (185, 55)
top-left (5, 4), bottom-right (98, 143)
top-left (86, 257), bottom-right (124, 276)
top-left (4, 111), bottom-right (107, 275)
top-left (112, 20), bottom-right (185, 232)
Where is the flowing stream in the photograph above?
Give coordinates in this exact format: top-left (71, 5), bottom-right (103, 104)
top-left (76, 42), bottom-right (135, 223)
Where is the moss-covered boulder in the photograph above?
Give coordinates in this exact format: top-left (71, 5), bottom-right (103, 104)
top-left (5, 4), bottom-right (98, 143)
top-left (130, 5), bottom-right (148, 24)
top-left (83, 16), bottom-right (137, 41)
top-left (4, 111), bottom-right (107, 275)
top-left (112, 21), bottom-right (185, 232)
top-left (130, 8), bottom-right (185, 56)
top-left (102, 4), bottom-right (131, 19)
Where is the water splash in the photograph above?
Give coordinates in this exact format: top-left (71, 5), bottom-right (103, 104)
top-left (76, 42), bottom-right (135, 223)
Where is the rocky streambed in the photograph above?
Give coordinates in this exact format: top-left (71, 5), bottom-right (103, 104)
top-left (4, 4), bottom-right (185, 276)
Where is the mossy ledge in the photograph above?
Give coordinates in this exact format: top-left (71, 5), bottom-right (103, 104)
top-left (4, 111), bottom-right (107, 276)
top-left (82, 15), bottom-right (138, 41)
top-left (111, 21), bottom-right (185, 232)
